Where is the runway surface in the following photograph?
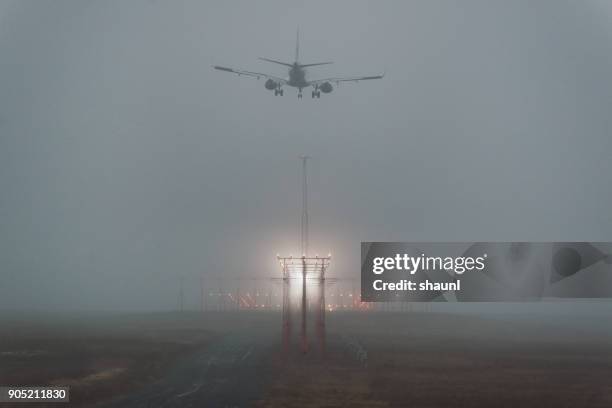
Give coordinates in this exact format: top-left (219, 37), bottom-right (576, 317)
top-left (99, 328), bottom-right (276, 408)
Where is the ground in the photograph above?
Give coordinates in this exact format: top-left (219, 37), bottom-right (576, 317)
top-left (1, 310), bottom-right (611, 407)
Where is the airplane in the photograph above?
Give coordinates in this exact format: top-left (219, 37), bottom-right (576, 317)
top-left (213, 30), bottom-right (384, 99)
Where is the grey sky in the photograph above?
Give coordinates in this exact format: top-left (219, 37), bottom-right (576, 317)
top-left (1, 0), bottom-right (611, 310)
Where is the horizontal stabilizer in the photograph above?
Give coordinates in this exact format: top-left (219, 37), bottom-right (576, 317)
top-left (358, 75), bottom-right (384, 80)
top-left (259, 57), bottom-right (294, 67)
top-left (300, 62), bottom-right (333, 68)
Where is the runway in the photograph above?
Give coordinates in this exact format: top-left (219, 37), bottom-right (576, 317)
top-left (98, 329), bottom-right (276, 408)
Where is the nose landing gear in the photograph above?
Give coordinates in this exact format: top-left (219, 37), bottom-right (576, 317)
top-left (311, 86), bottom-right (321, 99)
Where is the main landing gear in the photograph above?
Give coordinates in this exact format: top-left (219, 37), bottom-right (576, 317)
top-left (311, 90), bottom-right (321, 98)
top-left (274, 88), bottom-right (284, 96)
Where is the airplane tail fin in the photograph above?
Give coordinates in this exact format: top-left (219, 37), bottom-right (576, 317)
top-left (295, 27), bottom-right (300, 62)
top-left (260, 29), bottom-right (331, 67)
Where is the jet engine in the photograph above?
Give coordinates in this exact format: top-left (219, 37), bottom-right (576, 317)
top-left (264, 79), bottom-right (277, 90)
top-left (319, 82), bottom-right (333, 93)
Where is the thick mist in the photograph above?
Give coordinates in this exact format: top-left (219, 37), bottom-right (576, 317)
top-left (1, 0), bottom-right (611, 310)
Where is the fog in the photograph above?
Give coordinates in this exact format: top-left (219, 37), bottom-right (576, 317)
top-left (1, 0), bottom-right (611, 310)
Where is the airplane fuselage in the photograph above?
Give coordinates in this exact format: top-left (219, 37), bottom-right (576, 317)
top-left (287, 63), bottom-right (308, 89)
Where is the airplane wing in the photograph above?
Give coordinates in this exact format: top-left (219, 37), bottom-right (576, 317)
top-left (308, 73), bottom-right (384, 86)
top-left (213, 65), bottom-right (287, 84)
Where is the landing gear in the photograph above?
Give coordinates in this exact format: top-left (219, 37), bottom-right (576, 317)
top-left (311, 91), bottom-right (321, 98)
top-left (274, 88), bottom-right (284, 96)
top-left (298, 88), bottom-right (303, 99)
